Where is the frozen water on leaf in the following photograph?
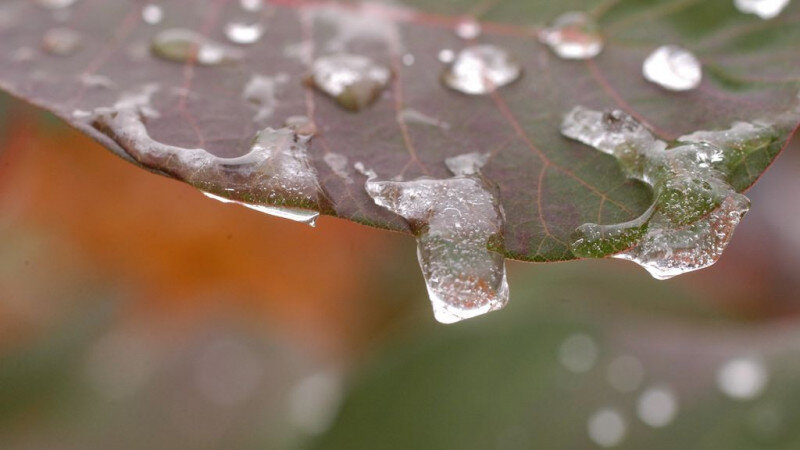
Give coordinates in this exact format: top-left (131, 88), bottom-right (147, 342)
top-left (243, 73), bottom-right (288, 123)
top-left (310, 54), bottom-right (392, 111)
top-left (151, 29), bottom-right (243, 65)
top-left (225, 22), bottom-right (264, 45)
top-left (361, 158), bottom-right (508, 324)
top-left (323, 152), bottom-right (353, 184)
top-left (734, 0), bottom-right (790, 19)
top-left (399, 108), bottom-right (450, 130)
top-left (539, 11), bottom-right (604, 60)
top-left (561, 106), bottom-right (768, 279)
top-left (455, 18), bottom-right (482, 40)
top-left (42, 27), bottom-right (81, 56)
top-left (142, 4), bottom-right (163, 25)
top-left (90, 87), bottom-right (322, 226)
top-left (643, 45), bottom-right (702, 91)
top-left (442, 45), bottom-right (522, 95)
top-left (445, 152), bottom-right (489, 175)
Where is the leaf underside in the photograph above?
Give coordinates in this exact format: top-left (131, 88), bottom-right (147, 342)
top-left (0, 0), bottom-right (797, 263)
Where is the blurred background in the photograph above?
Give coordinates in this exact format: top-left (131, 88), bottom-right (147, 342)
top-left (1, 90), bottom-right (800, 450)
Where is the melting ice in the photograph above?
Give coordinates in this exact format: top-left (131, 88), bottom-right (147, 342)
top-left (90, 87), bottom-right (322, 226)
top-left (539, 11), bottom-right (604, 60)
top-left (309, 54), bottom-right (392, 111)
top-left (643, 45), bottom-right (702, 91)
top-left (151, 28), bottom-right (243, 65)
top-left (442, 45), bottom-right (522, 95)
top-left (559, 106), bottom-right (779, 279)
top-left (361, 153), bottom-right (508, 323)
top-left (734, 0), bottom-right (791, 19)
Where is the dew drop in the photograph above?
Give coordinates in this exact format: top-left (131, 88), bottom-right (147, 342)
top-left (717, 357), bottom-right (768, 400)
top-left (734, 0), bottom-right (790, 19)
top-left (41, 27), bottom-right (81, 56)
top-left (643, 45), bottom-right (702, 91)
top-left (455, 18), bottom-right (482, 40)
top-left (309, 54), bottom-right (392, 111)
top-left (362, 157), bottom-right (508, 323)
top-left (637, 385), bottom-right (678, 427)
top-left (142, 4), bottom-right (163, 25)
top-left (151, 28), bottom-right (243, 65)
top-left (442, 45), bottom-right (522, 95)
top-left (587, 408), bottom-right (627, 448)
top-left (225, 22), bottom-right (264, 45)
top-left (562, 106), bottom-right (761, 279)
top-left (539, 11), bottom-right (603, 60)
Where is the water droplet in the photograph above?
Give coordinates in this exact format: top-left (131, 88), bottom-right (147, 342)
top-left (151, 28), bottom-right (243, 65)
top-left (91, 87), bottom-right (322, 226)
top-left (734, 0), bottom-right (790, 19)
top-left (309, 54), bottom-right (392, 111)
top-left (717, 357), bottom-right (768, 400)
top-left (562, 107), bottom-right (756, 279)
top-left (442, 45), bottom-right (522, 95)
top-left (225, 22), bottom-right (264, 45)
top-left (606, 355), bottom-right (645, 393)
top-left (540, 11), bottom-right (604, 60)
top-left (637, 385), bottom-right (678, 427)
top-left (455, 18), bottom-right (482, 40)
top-left (36, 0), bottom-right (79, 9)
top-left (142, 4), bottom-right (163, 25)
top-left (399, 108), bottom-right (451, 130)
top-left (643, 45), bottom-right (702, 91)
top-left (558, 333), bottom-right (599, 373)
top-left (402, 53), bottom-right (415, 66)
top-left (240, 0), bottom-right (263, 12)
top-left (588, 408), bottom-right (627, 448)
top-left (243, 73), bottom-right (288, 122)
top-left (362, 158), bottom-right (508, 323)
top-left (438, 49), bottom-right (456, 64)
top-left (41, 27), bottom-right (81, 56)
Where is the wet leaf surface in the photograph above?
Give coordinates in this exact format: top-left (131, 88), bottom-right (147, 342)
top-left (0, 0), bottom-right (797, 262)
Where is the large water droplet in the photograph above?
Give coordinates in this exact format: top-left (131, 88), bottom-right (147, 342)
top-left (442, 45), bottom-right (522, 95)
top-left (539, 11), bottom-right (604, 60)
top-left (90, 87), bottom-right (322, 226)
top-left (734, 0), bottom-right (790, 19)
top-left (42, 27), bottom-right (81, 56)
top-left (142, 4), bottom-right (163, 25)
top-left (309, 54), bottom-right (392, 111)
top-left (361, 157), bottom-right (508, 323)
top-left (561, 106), bottom-right (764, 279)
top-left (225, 22), bottom-right (264, 45)
top-left (643, 45), bottom-right (702, 91)
top-left (151, 28), bottom-right (243, 65)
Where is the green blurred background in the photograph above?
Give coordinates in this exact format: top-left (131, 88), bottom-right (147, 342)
top-left (1, 91), bottom-right (800, 449)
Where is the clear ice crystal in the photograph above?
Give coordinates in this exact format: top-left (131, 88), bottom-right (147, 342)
top-left (442, 45), bottom-right (522, 95)
top-left (734, 0), bottom-right (790, 19)
top-left (361, 157), bottom-right (508, 323)
top-left (642, 45), bottom-right (702, 91)
top-left (309, 54), bottom-right (392, 111)
top-left (90, 87), bottom-right (321, 226)
top-left (561, 106), bottom-right (765, 279)
top-left (151, 28), bottom-right (243, 65)
top-left (539, 11), bottom-right (604, 60)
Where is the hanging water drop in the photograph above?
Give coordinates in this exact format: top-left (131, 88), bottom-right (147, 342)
top-left (151, 28), bottom-right (243, 65)
top-left (734, 0), bottom-right (790, 19)
top-left (361, 156), bottom-right (508, 324)
top-left (539, 11), bottom-right (603, 60)
top-left (309, 54), bottom-right (392, 111)
top-left (142, 4), bottom-right (163, 25)
top-left (442, 45), bottom-right (522, 95)
top-left (643, 45), bottom-right (702, 91)
top-left (41, 27), bottom-right (82, 56)
top-left (225, 22), bottom-right (264, 45)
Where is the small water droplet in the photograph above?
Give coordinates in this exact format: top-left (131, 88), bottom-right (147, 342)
top-left (587, 408), bottom-right (627, 448)
top-left (643, 45), bottom-right (702, 91)
top-left (151, 28), bottom-right (243, 65)
top-left (142, 4), bottom-right (163, 25)
top-left (442, 44), bottom-right (522, 95)
top-left (240, 0), bottom-right (263, 12)
top-left (402, 53), bottom-right (415, 66)
top-left (540, 11), bottom-right (603, 60)
top-left (717, 356), bottom-right (768, 400)
top-left (438, 48), bottom-right (455, 63)
top-left (637, 385), bottom-right (679, 427)
top-left (399, 108), bottom-right (450, 130)
top-left (41, 27), bottom-right (81, 56)
top-left (309, 54), bottom-right (392, 111)
top-left (455, 18), bottom-right (482, 40)
top-left (362, 158), bottom-right (508, 323)
top-left (558, 333), bottom-right (599, 373)
top-left (734, 0), bottom-right (790, 19)
top-left (242, 73), bottom-right (288, 122)
top-left (225, 22), bottom-right (264, 45)
top-left (606, 355), bottom-right (645, 393)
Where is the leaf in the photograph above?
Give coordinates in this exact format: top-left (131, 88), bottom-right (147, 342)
top-left (0, 0), bottom-right (797, 264)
